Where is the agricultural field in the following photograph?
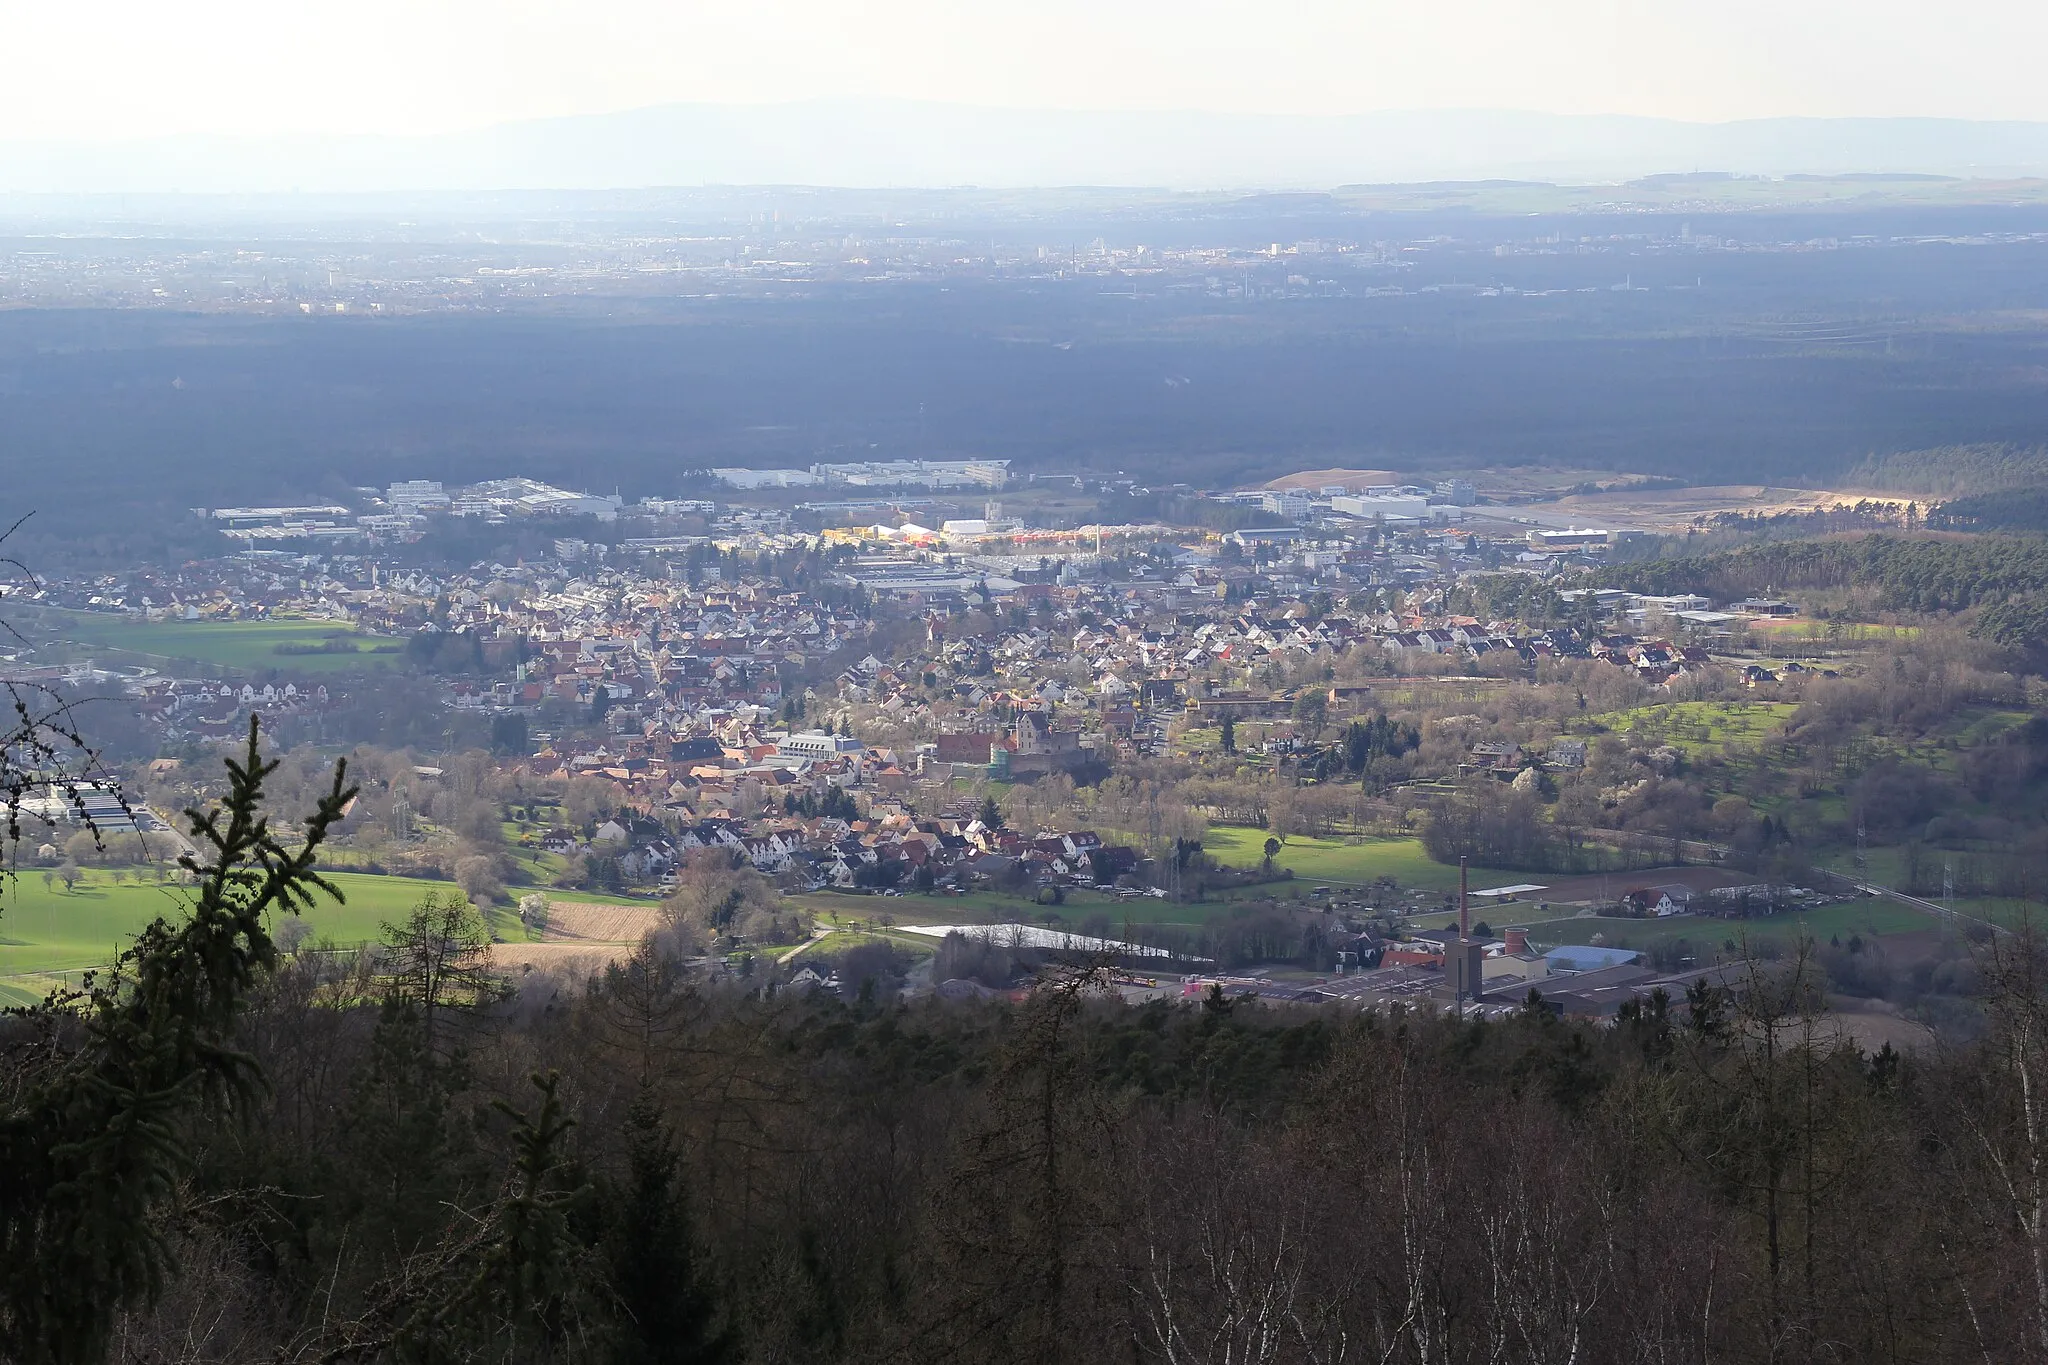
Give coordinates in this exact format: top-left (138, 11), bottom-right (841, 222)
top-left (1202, 826), bottom-right (1518, 891)
top-left (790, 885), bottom-right (1230, 931)
top-left (0, 868), bottom-right (522, 1005)
top-left (486, 900), bottom-right (663, 974)
top-left (793, 889), bottom-right (1014, 925)
top-left (24, 608), bottom-right (402, 674)
top-left (1501, 898), bottom-right (1942, 961)
top-left (489, 942), bottom-right (631, 976)
top-left (793, 886), bottom-right (1133, 925)
top-left (541, 899), bottom-right (661, 944)
top-left (1407, 899), bottom-right (1591, 933)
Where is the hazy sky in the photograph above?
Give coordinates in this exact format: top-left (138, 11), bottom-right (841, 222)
top-left (6, 0), bottom-right (2048, 141)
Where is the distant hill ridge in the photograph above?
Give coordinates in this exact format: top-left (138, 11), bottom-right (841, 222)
top-left (17, 102), bottom-right (2048, 193)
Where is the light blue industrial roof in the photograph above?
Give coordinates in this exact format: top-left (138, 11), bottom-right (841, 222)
top-left (1544, 945), bottom-right (1643, 972)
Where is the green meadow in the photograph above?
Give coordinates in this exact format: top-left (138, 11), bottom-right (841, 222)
top-left (27, 608), bottom-right (402, 674)
top-left (1486, 900), bottom-right (1941, 961)
top-left (0, 869), bottom-right (487, 1005)
top-left (1586, 700), bottom-right (1797, 756)
top-left (1201, 826), bottom-right (1519, 891)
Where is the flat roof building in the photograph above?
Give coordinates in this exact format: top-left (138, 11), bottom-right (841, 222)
top-left (776, 731), bottom-right (866, 760)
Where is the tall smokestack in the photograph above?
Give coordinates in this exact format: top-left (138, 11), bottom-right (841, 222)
top-left (1459, 855), bottom-right (1470, 941)
top-left (1452, 854), bottom-right (1484, 1003)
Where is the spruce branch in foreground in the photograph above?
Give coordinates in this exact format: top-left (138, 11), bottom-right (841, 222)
top-left (0, 716), bottom-right (354, 1365)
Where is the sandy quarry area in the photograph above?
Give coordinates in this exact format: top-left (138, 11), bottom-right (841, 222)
top-left (1261, 468), bottom-right (1401, 492)
top-left (1253, 467), bottom-right (1905, 526)
top-left (1463, 468), bottom-right (1674, 500)
top-left (1514, 484), bottom-right (1915, 531)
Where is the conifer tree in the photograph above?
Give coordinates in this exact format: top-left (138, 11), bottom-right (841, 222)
top-left (607, 1080), bottom-right (729, 1365)
top-left (0, 718), bottom-right (353, 1365)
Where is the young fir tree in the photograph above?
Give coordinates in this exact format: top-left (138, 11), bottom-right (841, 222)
top-left (381, 890), bottom-right (499, 1056)
top-left (0, 719), bottom-right (354, 1365)
top-left (341, 997), bottom-right (475, 1257)
top-left (606, 1080), bottom-right (729, 1365)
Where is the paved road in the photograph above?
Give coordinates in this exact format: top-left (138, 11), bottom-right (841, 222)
top-left (144, 805), bottom-right (200, 863)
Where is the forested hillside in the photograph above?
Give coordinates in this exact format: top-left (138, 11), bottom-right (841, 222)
top-left (1601, 533), bottom-right (2048, 648)
top-left (1847, 442), bottom-right (2048, 496)
top-left (1928, 485), bottom-right (2048, 533)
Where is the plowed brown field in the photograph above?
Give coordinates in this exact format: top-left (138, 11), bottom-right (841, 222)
top-left (491, 942), bottom-right (631, 974)
top-left (542, 901), bottom-right (661, 943)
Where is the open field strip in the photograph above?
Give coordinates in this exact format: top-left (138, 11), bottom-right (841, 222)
top-left (0, 869), bottom-right (598, 1003)
top-left (1474, 900), bottom-right (1942, 961)
top-left (1584, 700), bottom-right (1796, 755)
top-left (1200, 826), bottom-right (1522, 891)
top-left (25, 607), bottom-right (404, 674)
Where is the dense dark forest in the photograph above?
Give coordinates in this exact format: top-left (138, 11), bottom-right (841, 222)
top-left (1929, 482), bottom-right (2048, 532)
top-left (12, 202), bottom-right (2048, 562)
top-left (1852, 443), bottom-right (2048, 498)
top-left (7, 730), bottom-right (2048, 1365)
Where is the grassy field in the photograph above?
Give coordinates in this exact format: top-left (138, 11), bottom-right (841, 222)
top-left (806, 928), bottom-right (938, 959)
top-left (27, 608), bottom-right (402, 674)
top-left (1202, 826), bottom-right (1520, 891)
top-left (790, 885), bottom-right (1238, 931)
top-left (1409, 899), bottom-right (1591, 933)
top-left (1935, 707), bottom-right (2033, 747)
top-left (793, 889), bottom-right (1032, 925)
top-left (1586, 700), bottom-right (1796, 756)
top-left (1748, 619), bottom-right (1918, 645)
top-left (0, 869), bottom-right (521, 1004)
top-left (793, 886), bottom-right (1180, 925)
top-left (1499, 899), bottom-right (1942, 961)
top-left (797, 841), bottom-right (1521, 933)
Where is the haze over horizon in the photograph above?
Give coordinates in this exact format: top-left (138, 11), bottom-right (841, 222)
top-left (16, 0), bottom-right (2048, 141)
top-left (18, 101), bottom-right (2048, 196)
top-left (8, 0), bottom-right (2048, 193)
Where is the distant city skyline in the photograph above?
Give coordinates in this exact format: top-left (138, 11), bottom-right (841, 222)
top-left (8, 0), bottom-right (2048, 143)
